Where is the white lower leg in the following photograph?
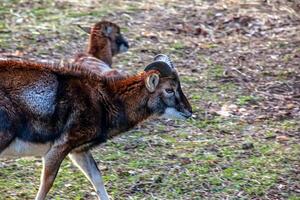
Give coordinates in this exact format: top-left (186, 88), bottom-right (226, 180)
top-left (69, 151), bottom-right (110, 200)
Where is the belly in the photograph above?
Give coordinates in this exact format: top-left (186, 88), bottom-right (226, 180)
top-left (0, 139), bottom-right (51, 158)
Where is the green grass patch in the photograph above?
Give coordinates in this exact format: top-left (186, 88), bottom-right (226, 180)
top-left (236, 95), bottom-right (258, 105)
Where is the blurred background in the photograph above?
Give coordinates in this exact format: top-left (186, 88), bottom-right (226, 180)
top-left (0, 0), bottom-right (299, 199)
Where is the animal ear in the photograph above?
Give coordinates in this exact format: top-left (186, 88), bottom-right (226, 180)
top-left (145, 73), bottom-right (160, 92)
top-left (102, 26), bottom-right (113, 37)
top-left (77, 25), bottom-right (91, 34)
top-left (145, 74), bottom-right (159, 92)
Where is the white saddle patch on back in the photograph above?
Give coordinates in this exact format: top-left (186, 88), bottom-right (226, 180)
top-left (19, 74), bottom-right (58, 116)
top-left (0, 139), bottom-right (51, 158)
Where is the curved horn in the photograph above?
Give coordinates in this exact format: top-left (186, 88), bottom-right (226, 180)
top-left (154, 54), bottom-right (174, 68)
top-left (77, 24), bottom-right (91, 34)
top-left (144, 61), bottom-right (173, 77)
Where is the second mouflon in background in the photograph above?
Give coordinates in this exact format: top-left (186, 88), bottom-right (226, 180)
top-left (74, 21), bottom-right (129, 75)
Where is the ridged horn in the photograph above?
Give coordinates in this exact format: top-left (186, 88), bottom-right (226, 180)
top-left (77, 24), bottom-right (91, 34)
top-left (153, 54), bottom-right (174, 68)
top-left (144, 61), bottom-right (173, 77)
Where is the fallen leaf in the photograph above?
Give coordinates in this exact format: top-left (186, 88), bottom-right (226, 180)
top-left (276, 135), bottom-right (289, 142)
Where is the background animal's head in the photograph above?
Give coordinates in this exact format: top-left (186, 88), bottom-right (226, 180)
top-left (144, 55), bottom-right (192, 120)
top-left (79, 21), bottom-right (129, 56)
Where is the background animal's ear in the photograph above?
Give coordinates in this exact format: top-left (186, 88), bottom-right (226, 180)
top-left (145, 73), bottom-right (160, 92)
top-left (102, 26), bottom-right (113, 37)
top-left (77, 25), bottom-right (91, 34)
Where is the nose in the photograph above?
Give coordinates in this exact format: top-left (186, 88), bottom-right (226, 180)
top-left (117, 35), bottom-right (129, 49)
top-left (123, 39), bottom-right (129, 48)
top-left (178, 85), bottom-right (192, 118)
top-left (183, 110), bottom-right (192, 118)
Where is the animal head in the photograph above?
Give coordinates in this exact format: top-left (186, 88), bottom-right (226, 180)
top-left (144, 55), bottom-right (192, 120)
top-left (78, 21), bottom-right (129, 56)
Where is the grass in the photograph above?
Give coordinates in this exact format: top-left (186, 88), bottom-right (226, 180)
top-left (236, 95), bottom-right (258, 106)
top-left (1, 0), bottom-right (300, 200)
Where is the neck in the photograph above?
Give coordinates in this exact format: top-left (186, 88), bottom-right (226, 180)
top-left (87, 34), bottom-right (113, 67)
top-left (104, 72), bottom-right (154, 136)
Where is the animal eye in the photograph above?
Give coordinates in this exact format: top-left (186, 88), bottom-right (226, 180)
top-left (165, 88), bottom-right (174, 94)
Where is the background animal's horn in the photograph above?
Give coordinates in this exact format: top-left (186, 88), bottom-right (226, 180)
top-left (77, 24), bottom-right (91, 34)
top-left (154, 54), bottom-right (174, 68)
top-left (144, 61), bottom-right (173, 77)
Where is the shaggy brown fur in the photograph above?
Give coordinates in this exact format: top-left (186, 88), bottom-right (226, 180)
top-left (0, 56), bottom-right (191, 200)
top-left (0, 58), bottom-right (103, 80)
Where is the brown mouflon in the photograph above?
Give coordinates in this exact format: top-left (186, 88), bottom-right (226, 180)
top-left (0, 55), bottom-right (192, 200)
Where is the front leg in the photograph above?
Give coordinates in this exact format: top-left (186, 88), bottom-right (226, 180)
top-left (36, 145), bottom-right (71, 200)
top-left (69, 151), bottom-right (110, 200)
